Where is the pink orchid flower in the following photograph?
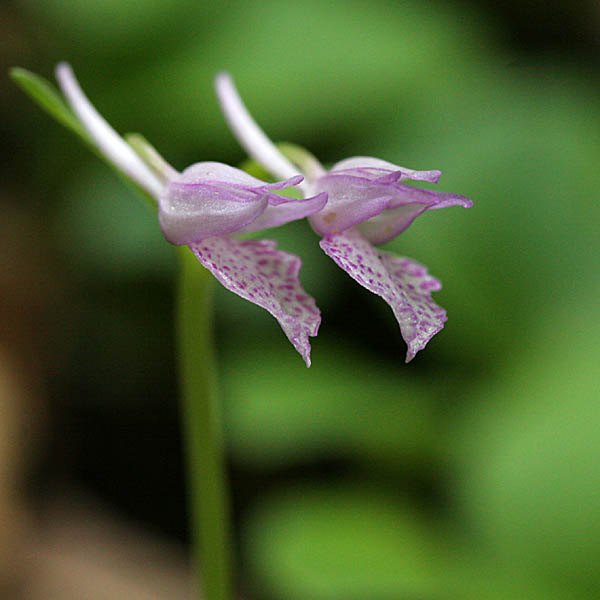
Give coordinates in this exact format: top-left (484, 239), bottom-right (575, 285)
top-left (215, 73), bottom-right (473, 361)
top-left (56, 64), bottom-right (328, 365)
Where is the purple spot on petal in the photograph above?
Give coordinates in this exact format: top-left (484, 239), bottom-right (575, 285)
top-left (320, 229), bottom-right (447, 361)
top-left (189, 238), bottom-right (320, 366)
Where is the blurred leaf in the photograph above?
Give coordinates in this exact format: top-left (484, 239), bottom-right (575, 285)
top-left (242, 483), bottom-right (566, 600)
top-left (10, 67), bottom-right (89, 142)
top-left (12, 66), bottom-right (157, 208)
top-left (222, 338), bottom-right (437, 468)
top-left (86, 0), bottom-right (492, 158)
top-left (18, 0), bottom-right (204, 52)
top-left (243, 484), bottom-right (450, 600)
top-left (455, 283), bottom-right (600, 596)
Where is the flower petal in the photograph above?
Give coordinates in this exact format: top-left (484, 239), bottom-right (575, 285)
top-left (357, 186), bottom-right (473, 244)
top-left (261, 175), bottom-right (304, 193)
top-left (159, 162), bottom-right (309, 244)
top-left (214, 73), bottom-right (314, 195)
top-left (330, 156), bottom-right (442, 183)
top-left (173, 162), bottom-right (301, 200)
top-left (423, 193), bottom-right (474, 210)
top-left (56, 63), bottom-right (164, 199)
top-left (357, 203), bottom-right (430, 245)
top-left (309, 174), bottom-right (394, 236)
top-left (312, 171), bottom-right (474, 244)
top-left (310, 169), bottom-right (456, 237)
top-left (189, 237), bottom-right (321, 366)
top-left (319, 228), bottom-right (446, 362)
top-left (159, 184), bottom-right (268, 244)
top-left (239, 193), bottom-right (328, 234)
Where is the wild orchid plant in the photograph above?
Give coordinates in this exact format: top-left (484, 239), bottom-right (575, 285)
top-left (11, 63), bottom-right (472, 600)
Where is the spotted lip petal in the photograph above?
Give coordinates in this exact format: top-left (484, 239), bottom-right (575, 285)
top-left (189, 237), bottom-right (321, 366)
top-left (159, 162), bottom-right (315, 245)
top-left (320, 228), bottom-right (447, 362)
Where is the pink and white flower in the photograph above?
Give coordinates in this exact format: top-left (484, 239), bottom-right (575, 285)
top-left (56, 63), bottom-right (327, 365)
top-left (215, 72), bottom-right (473, 361)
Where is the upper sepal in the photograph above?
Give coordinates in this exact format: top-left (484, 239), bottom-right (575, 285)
top-left (158, 162), bottom-right (324, 245)
top-left (310, 156), bottom-right (473, 242)
top-left (329, 156), bottom-right (442, 183)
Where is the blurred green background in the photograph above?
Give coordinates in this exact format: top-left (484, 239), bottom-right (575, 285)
top-left (2, 0), bottom-right (600, 598)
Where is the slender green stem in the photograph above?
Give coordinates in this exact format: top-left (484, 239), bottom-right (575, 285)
top-left (177, 246), bottom-right (234, 600)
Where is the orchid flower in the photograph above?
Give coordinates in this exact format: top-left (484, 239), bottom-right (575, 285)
top-left (215, 73), bottom-right (473, 361)
top-left (56, 63), bottom-right (327, 366)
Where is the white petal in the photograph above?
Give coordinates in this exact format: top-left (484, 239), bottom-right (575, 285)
top-left (214, 72), bottom-right (311, 195)
top-left (56, 63), bottom-right (164, 199)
